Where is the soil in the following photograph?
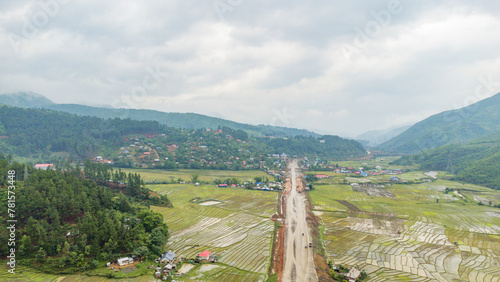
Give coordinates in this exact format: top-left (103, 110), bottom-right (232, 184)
top-left (305, 188), bottom-right (333, 282)
top-left (336, 200), bottom-right (361, 212)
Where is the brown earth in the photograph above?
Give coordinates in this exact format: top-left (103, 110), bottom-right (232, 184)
top-left (336, 200), bottom-right (361, 212)
top-left (305, 189), bottom-right (333, 282)
top-left (269, 191), bottom-right (286, 281)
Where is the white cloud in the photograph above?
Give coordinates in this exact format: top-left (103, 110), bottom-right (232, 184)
top-left (1, 0), bottom-right (500, 136)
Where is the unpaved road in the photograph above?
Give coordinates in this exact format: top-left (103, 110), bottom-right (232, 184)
top-left (282, 160), bottom-right (317, 282)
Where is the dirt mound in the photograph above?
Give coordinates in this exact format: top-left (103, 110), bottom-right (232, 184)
top-left (336, 200), bottom-right (361, 211)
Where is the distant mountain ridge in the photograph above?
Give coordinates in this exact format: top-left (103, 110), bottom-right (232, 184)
top-left (356, 125), bottom-right (412, 147)
top-left (0, 92), bottom-right (320, 137)
top-left (0, 91), bottom-right (54, 108)
top-left (378, 93), bottom-right (500, 153)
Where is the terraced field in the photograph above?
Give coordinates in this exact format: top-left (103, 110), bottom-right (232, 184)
top-left (0, 266), bottom-right (157, 282)
top-left (120, 168), bottom-right (271, 183)
top-left (149, 184), bottom-right (278, 281)
top-left (311, 174), bottom-right (500, 281)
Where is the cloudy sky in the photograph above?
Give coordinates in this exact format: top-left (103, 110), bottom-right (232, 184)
top-left (1, 0), bottom-right (500, 137)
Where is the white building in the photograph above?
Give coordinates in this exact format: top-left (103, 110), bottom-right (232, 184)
top-left (117, 257), bottom-right (134, 266)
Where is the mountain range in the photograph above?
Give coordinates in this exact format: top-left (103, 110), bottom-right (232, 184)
top-left (377, 93), bottom-right (500, 153)
top-left (0, 92), bottom-right (320, 138)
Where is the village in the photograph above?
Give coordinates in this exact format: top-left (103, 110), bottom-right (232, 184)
top-left (106, 249), bottom-right (220, 280)
top-left (95, 132), bottom-right (291, 171)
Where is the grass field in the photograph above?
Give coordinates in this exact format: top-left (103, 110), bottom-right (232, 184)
top-left (149, 183), bottom-right (278, 281)
top-left (0, 265), bottom-right (157, 282)
top-left (310, 170), bottom-right (500, 281)
top-left (119, 168), bottom-right (271, 183)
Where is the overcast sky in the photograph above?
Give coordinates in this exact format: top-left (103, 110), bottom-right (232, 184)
top-left (1, 0), bottom-right (500, 137)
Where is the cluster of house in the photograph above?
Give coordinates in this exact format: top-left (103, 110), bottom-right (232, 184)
top-left (217, 181), bottom-right (283, 191)
top-left (91, 156), bottom-right (114, 164)
top-left (331, 167), bottom-right (405, 177)
top-left (153, 251), bottom-right (178, 280)
top-left (266, 169), bottom-right (286, 179)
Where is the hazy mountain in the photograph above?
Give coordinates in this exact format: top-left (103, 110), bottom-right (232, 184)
top-left (356, 125), bottom-right (412, 147)
top-left (0, 91), bottom-right (54, 108)
top-left (0, 92), bottom-right (319, 137)
top-left (378, 93), bottom-right (500, 153)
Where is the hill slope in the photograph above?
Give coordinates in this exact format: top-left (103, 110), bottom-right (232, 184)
top-left (378, 93), bottom-right (500, 153)
top-left (0, 92), bottom-right (319, 137)
top-left (0, 106), bottom-right (365, 164)
top-left (392, 132), bottom-right (500, 189)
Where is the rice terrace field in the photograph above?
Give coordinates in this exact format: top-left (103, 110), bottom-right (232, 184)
top-left (149, 182), bottom-right (278, 281)
top-left (119, 168), bottom-right (271, 183)
top-left (310, 170), bottom-right (500, 281)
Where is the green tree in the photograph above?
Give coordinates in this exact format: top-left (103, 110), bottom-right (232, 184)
top-left (36, 247), bottom-right (47, 263)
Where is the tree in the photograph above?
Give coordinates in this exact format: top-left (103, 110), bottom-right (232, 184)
top-left (138, 209), bottom-right (165, 233)
top-left (254, 176), bottom-right (263, 183)
top-left (191, 174), bottom-right (199, 183)
top-left (36, 247), bottom-right (47, 263)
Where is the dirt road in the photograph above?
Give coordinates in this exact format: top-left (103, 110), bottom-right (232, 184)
top-left (282, 160), bottom-right (317, 282)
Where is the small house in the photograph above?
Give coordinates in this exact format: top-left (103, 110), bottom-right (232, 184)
top-left (346, 268), bottom-right (362, 282)
top-left (197, 250), bottom-right (211, 260)
top-left (160, 251), bottom-right (176, 264)
top-left (117, 257), bottom-right (134, 266)
top-left (218, 184), bottom-right (228, 187)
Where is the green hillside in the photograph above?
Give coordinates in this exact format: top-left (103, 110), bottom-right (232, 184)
top-left (378, 93), bottom-right (500, 153)
top-left (0, 92), bottom-right (319, 137)
top-left (0, 106), bottom-right (365, 165)
top-left (392, 132), bottom-right (500, 189)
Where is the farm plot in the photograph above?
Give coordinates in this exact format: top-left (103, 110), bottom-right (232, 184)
top-left (119, 168), bottom-right (271, 183)
top-left (149, 184), bottom-right (277, 281)
top-left (311, 175), bottom-right (500, 281)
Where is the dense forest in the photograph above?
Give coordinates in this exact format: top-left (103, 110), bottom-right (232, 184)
top-left (261, 135), bottom-right (366, 159)
top-left (392, 132), bottom-right (500, 189)
top-left (0, 106), bottom-right (366, 166)
top-left (0, 105), bottom-right (170, 159)
top-left (0, 154), bottom-right (169, 273)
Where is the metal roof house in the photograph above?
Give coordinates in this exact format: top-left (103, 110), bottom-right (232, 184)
top-left (160, 251), bottom-right (175, 264)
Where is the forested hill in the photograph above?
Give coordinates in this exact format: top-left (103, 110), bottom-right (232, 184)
top-left (0, 105), bottom-right (170, 159)
top-left (0, 106), bottom-right (366, 164)
top-left (0, 156), bottom-right (170, 273)
top-left (378, 93), bottom-right (500, 154)
top-left (392, 132), bottom-right (500, 189)
top-left (0, 92), bottom-right (319, 137)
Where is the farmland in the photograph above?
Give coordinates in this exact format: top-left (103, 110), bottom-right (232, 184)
top-left (310, 169), bottom-right (500, 281)
top-left (119, 168), bottom-right (271, 183)
top-left (148, 183), bottom-right (278, 281)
